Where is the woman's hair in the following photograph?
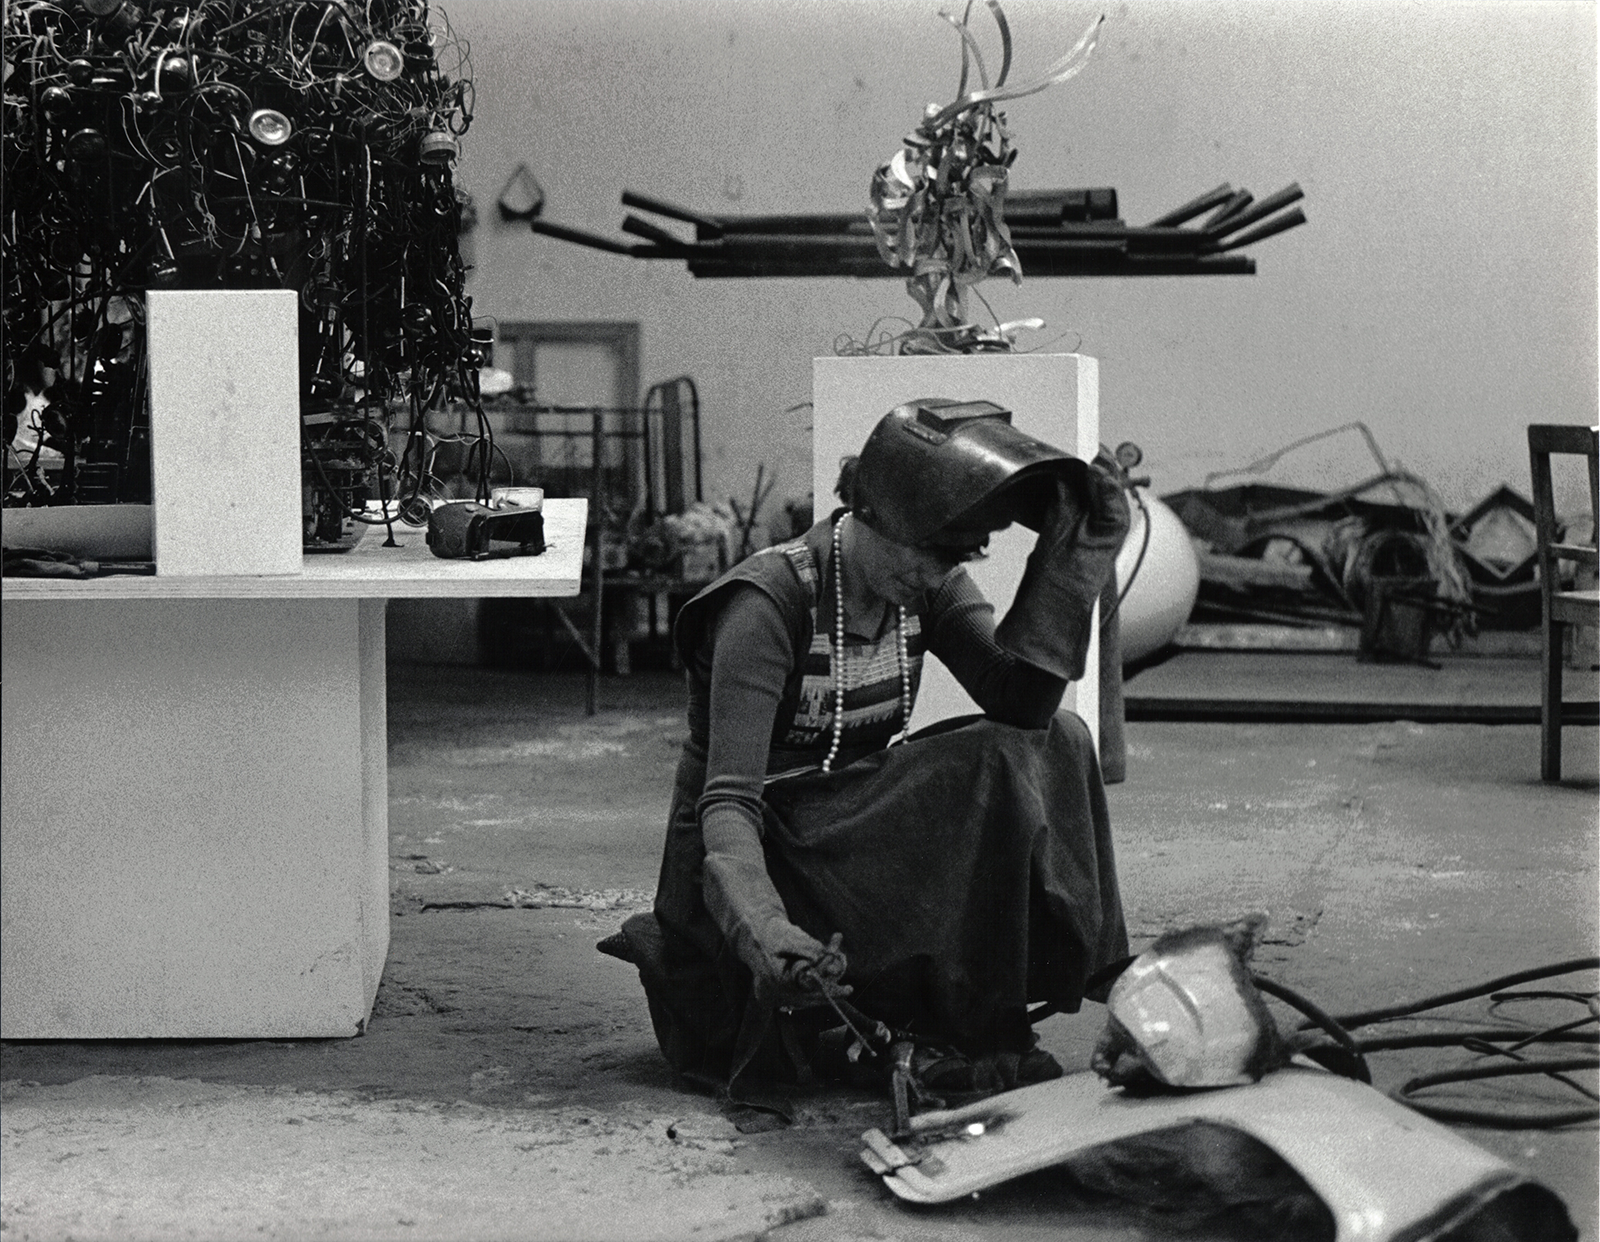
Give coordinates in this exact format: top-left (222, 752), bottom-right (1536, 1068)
top-left (834, 455), bottom-right (861, 508)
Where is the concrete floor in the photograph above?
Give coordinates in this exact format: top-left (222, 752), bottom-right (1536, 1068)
top-left (2, 660), bottom-right (1596, 1242)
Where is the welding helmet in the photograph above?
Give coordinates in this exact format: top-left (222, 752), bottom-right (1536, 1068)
top-left (849, 398), bottom-right (1084, 550)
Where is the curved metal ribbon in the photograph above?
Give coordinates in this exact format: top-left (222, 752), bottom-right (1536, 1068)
top-left (928, 14), bottom-right (1102, 130)
top-left (867, 5), bottom-right (1101, 348)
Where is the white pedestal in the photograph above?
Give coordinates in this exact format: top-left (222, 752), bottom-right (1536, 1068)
top-left (813, 353), bottom-right (1099, 747)
top-left (0, 501), bottom-right (587, 1038)
top-left (0, 598), bottom-right (388, 1037)
top-left (146, 289), bottom-right (302, 576)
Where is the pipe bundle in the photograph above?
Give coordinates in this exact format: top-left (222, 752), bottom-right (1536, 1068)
top-left (531, 182), bottom-right (1306, 280)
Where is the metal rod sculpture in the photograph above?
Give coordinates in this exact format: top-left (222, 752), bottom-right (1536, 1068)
top-left (534, 180), bottom-right (1307, 280)
top-left (531, 4), bottom-right (1306, 354)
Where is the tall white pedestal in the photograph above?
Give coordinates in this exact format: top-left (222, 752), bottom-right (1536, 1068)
top-left (145, 289), bottom-right (303, 577)
top-left (813, 353), bottom-right (1100, 746)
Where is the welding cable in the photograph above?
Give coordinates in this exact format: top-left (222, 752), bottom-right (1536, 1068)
top-left (1355, 1028), bottom-right (1599, 1054)
top-left (1315, 957), bottom-right (1600, 1032)
top-left (1084, 440), bottom-right (1152, 627)
top-left (1251, 973), bottom-right (1372, 1084)
top-left (1392, 1055), bottom-right (1600, 1129)
top-left (1309, 958), bottom-right (1600, 1129)
top-left (1497, 989), bottom-right (1599, 1006)
top-left (1461, 1026), bottom-right (1600, 1102)
top-left (1102, 482), bottom-right (1150, 626)
top-left (1420, 1049), bottom-right (1593, 1094)
top-left (1395, 998), bottom-right (1600, 1127)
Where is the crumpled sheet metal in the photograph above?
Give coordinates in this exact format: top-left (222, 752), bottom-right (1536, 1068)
top-left (859, 1067), bottom-right (1572, 1241)
top-left (1102, 933), bottom-right (1280, 1088)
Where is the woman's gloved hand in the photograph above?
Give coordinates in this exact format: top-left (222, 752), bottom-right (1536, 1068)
top-left (1083, 452), bottom-right (1135, 543)
top-left (701, 810), bottom-right (850, 1008)
top-left (993, 459), bottom-right (1131, 682)
top-left (778, 931), bottom-right (849, 1006)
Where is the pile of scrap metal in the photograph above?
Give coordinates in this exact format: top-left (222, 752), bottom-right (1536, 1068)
top-left (626, 465), bottom-right (778, 581)
top-left (1165, 423), bottom-right (1544, 662)
top-left (1451, 484), bottom-right (1547, 630)
top-left (529, 181), bottom-right (1306, 281)
top-left (625, 500), bottom-right (741, 582)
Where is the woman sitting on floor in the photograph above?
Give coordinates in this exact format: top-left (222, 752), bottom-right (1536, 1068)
top-left (603, 397), bottom-right (1131, 1100)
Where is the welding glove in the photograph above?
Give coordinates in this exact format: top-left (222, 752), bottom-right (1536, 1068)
top-left (994, 459), bottom-right (1131, 683)
top-left (701, 810), bottom-right (849, 1009)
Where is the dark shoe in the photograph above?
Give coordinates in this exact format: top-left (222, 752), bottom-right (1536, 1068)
top-left (596, 911), bottom-right (666, 969)
top-left (913, 1044), bottom-right (1064, 1101)
top-left (911, 1045), bottom-right (978, 1093)
top-left (910, 1045), bottom-right (1011, 1101)
top-left (1017, 1046), bottom-right (1065, 1085)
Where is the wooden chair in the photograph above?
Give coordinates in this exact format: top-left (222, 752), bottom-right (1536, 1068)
top-left (1526, 423), bottom-right (1599, 780)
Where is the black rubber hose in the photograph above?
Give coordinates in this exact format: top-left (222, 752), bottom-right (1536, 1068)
top-left (1102, 484), bottom-right (1150, 625)
top-left (1394, 1055), bottom-right (1600, 1129)
top-left (1356, 1029), bottom-right (1599, 1053)
top-left (1252, 973), bottom-right (1371, 1084)
top-left (1398, 1101), bottom-right (1600, 1130)
top-left (1315, 957), bottom-right (1600, 1032)
top-left (1402, 1055), bottom-right (1600, 1089)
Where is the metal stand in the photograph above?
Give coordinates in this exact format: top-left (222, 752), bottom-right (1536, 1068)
top-left (545, 409), bottom-right (607, 715)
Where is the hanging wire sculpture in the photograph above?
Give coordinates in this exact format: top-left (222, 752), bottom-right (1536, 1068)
top-left (865, 2), bottom-right (1103, 354)
top-left (2, 0), bottom-right (488, 548)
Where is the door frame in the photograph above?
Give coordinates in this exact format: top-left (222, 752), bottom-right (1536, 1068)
top-left (492, 321), bottom-right (640, 414)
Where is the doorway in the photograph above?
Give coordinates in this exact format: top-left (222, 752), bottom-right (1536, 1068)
top-left (488, 321), bottom-right (642, 509)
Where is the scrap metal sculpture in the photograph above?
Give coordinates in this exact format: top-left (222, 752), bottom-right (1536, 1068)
top-left (532, 3), bottom-right (1306, 352)
top-left (2, 0), bottom-right (488, 545)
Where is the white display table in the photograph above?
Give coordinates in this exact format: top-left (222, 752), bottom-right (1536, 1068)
top-left (0, 500), bottom-right (586, 1038)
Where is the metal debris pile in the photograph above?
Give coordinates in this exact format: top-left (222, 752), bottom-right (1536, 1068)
top-left (503, 883), bottom-right (654, 912)
top-left (1165, 423), bottom-right (1551, 662)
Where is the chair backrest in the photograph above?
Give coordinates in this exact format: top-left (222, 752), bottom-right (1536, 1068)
top-left (642, 376), bottom-right (702, 520)
top-left (1526, 423), bottom-right (1599, 601)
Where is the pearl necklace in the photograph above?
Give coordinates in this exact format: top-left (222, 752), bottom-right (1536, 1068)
top-left (824, 516), bottom-right (912, 773)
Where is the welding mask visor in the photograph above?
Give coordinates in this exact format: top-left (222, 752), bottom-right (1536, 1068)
top-left (850, 398), bottom-right (1085, 550)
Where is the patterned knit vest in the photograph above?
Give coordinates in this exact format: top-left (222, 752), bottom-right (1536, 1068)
top-left (766, 538), bottom-right (927, 755)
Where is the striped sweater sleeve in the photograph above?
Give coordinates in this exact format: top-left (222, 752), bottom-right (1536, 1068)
top-left (696, 584), bottom-right (793, 838)
top-left (924, 568), bottom-right (1068, 728)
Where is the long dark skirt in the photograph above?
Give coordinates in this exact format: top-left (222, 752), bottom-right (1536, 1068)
top-left (638, 711), bottom-right (1127, 1086)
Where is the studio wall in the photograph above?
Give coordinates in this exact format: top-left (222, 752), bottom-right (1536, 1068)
top-left (446, 0), bottom-right (1597, 516)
